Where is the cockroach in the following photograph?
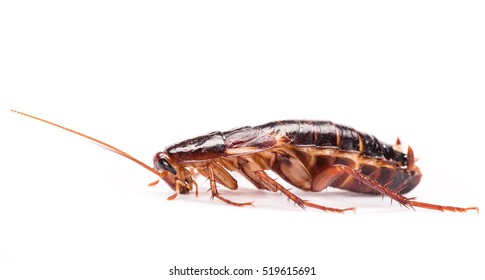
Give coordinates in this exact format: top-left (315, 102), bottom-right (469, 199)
top-left (10, 109), bottom-right (478, 213)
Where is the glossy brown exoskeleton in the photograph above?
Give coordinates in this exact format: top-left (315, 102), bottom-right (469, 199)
top-left (12, 110), bottom-right (478, 213)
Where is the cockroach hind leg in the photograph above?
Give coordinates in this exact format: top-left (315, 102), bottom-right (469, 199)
top-left (336, 164), bottom-right (478, 213)
top-left (408, 201), bottom-right (479, 213)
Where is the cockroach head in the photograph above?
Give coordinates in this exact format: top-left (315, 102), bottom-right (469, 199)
top-left (153, 152), bottom-right (194, 194)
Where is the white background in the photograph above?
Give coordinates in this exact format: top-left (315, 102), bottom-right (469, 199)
top-left (1, 1), bottom-right (484, 279)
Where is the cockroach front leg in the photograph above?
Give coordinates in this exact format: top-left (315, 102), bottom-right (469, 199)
top-left (208, 165), bottom-right (254, 207)
top-left (254, 171), bottom-right (355, 213)
top-left (166, 180), bottom-right (186, 201)
top-left (336, 165), bottom-right (479, 213)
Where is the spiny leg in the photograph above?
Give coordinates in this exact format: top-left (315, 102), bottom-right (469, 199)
top-left (408, 201), bottom-right (478, 213)
top-left (254, 171), bottom-right (355, 213)
top-left (336, 165), bottom-right (478, 213)
top-left (208, 165), bottom-right (253, 207)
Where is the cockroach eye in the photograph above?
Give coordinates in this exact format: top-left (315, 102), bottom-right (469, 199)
top-left (157, 158), bottom-right (177, 175)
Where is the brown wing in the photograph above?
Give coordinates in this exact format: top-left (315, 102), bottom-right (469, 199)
top-left (165, 125), bottom-right (290, 163)
top-left (223, 126), bottom-right (290, 156)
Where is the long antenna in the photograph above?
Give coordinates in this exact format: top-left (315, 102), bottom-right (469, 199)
top-left (10, 109), bottom-right (161, 177)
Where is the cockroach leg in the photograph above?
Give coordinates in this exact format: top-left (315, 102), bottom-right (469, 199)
top-left (187, 166), bottom-right (200, 177)
top-left (167, 180), bottom-right (184, 201)
top-left (198, 163), bottom-right (239, 190)
top-left (254, 171), bottom-right (355, 213)
top-left (336, 165), bottom-right (479, 213)
top-left (407, 201), bottom-right (478, 213)
top-left (208, 165), bottom-right (254, 207)
top-left (148, 179), bottom-right (160, 187)
top-left (336, 165), bottom-right (414, 206)
top-left (194, 180), bottom-right (199, 197)
top-left (166, 193), bottom-right (178, 200)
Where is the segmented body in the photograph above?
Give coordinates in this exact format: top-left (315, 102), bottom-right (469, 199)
top-left (162, 120), bottom-right (421, 196)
